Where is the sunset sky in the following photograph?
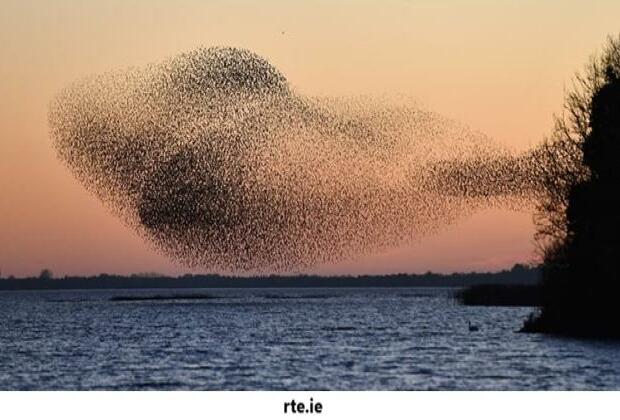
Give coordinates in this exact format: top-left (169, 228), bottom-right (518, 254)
top-left (1, 0), bottom-right (619, 277)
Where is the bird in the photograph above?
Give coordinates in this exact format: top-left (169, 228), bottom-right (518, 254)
top-left (468, 321), bottom-right (480, 332)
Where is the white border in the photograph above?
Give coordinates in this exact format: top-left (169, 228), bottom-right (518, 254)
top-left (1, 391), bottom-right (618, 420)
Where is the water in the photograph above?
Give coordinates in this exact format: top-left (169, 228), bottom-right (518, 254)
top-left (0, 288), bottom-right (618, 390)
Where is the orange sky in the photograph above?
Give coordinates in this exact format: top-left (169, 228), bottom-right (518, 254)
top-left (1, 0), bottom-right (619, 277)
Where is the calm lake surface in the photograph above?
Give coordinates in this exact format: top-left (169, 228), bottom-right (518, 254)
top-left (0, 288), bottom-right (618, 390)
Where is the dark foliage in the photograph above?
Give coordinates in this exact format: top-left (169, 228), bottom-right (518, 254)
top-left (524, 36), bottom-right (620, 337)
top-left (457, 284), bottom-right (541, 307)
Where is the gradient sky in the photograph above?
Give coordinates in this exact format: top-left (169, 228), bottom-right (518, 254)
top-left (1, 0), bottom-right (619, 277)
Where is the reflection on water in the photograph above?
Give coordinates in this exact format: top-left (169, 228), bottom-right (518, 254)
top-left (0, 288), bottom-right (618, 390)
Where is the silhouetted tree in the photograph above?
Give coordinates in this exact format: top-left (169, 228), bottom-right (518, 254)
top-left (39, 269), bottom-right (53, 280)
top-left (525, 35), bottom-right (620, 337)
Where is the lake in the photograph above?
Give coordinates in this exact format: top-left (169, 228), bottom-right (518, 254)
top-left (0, 288), bottom-right (618, 390)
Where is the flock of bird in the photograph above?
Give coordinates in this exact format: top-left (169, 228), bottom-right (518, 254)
top-left (49, 47), bottom-right (546, 273)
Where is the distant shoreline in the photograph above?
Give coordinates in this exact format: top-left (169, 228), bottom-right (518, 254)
top-left (0, 264), bottom-right (539, 291)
